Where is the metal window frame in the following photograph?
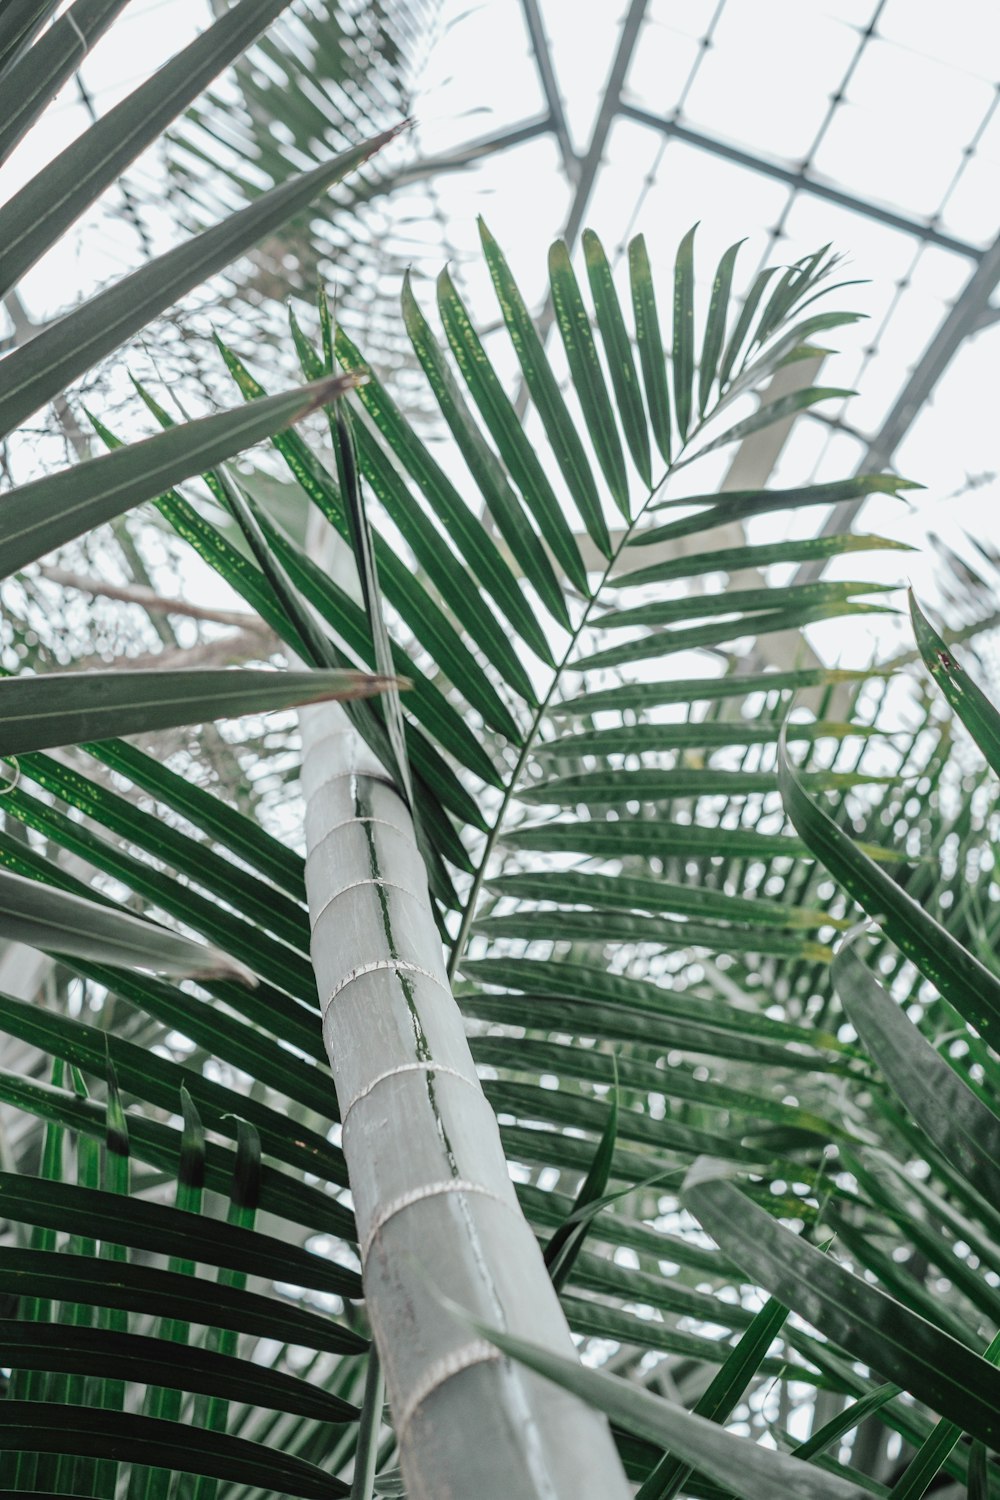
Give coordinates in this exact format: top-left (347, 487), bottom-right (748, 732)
top-left (390, 0), bottom-right (1000, 568)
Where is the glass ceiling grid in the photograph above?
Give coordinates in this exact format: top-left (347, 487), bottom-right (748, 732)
top-left (394, 0), bottom-right (1000, 568)
top-left (612, 0), bottom-right (726, 259)
top-left (9, 0), bottom-right (996, 617)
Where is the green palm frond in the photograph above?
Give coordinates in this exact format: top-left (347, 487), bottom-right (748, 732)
top-left (0, 6), bottom-right (405, 1489)
top-left (4, 106), bottom-right (997, 1493)
top-left (679, 610), bottom-right (1000, 1497)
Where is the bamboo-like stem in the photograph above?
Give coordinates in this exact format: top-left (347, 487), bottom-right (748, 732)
top-left (300, 701), bottom-right (630, 1500)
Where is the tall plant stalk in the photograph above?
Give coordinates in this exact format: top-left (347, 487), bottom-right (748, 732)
top-left (299, 699), bottom-right (631, 1498)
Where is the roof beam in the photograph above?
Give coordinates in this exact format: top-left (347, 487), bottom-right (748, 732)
top-left (618, 105), bottom-right (983, 262)
top-left (563, 0), bottom-right (650, 248)
top-left (794, 227), bottom-right (1000, 583)
top-left (510, 0), bottom-right (649, 419)
top-left (519, 0), bottom-right (578, 181)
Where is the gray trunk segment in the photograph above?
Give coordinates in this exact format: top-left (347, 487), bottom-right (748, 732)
top-left (300, 702), bottom-right (630, 1499)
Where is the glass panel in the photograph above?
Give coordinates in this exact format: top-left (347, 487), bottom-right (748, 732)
top-left (616, 126), bottom-right (792, 273)
top-left (939, 150), bottom-right (1000, 248)
top-left (646, 0), bottom-right (727, 43)
top-left (624, 24), bottom-right (703, 118)
top-left (538, 0), bottom-right (628, 152)
top-left (812, 38), bottom-right (994, 218)
top-left (681, 0), bottom-right (859, 160)
top-left (878, 0), bottom-right (1000, 81)
top-left (412, 134), bottom-right (573, 317)
top-left (409, 1), bottom-right (545, 157)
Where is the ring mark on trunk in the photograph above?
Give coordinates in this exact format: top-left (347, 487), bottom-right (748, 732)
top-left (395, 1340), bottom-right (502, 1439)
top-left (341, 1061), bottom-right (478, 1126)
top-left (361, 1179), bottom-right (516, 1264)
top-left (324, 958), bottom-right (447, 1010)
top-left (311, 876), bottom-right (424, 927)
top-left (312, 769), bottom-right (400, 792)
top-left (310, 814), bottom-right (405, 849)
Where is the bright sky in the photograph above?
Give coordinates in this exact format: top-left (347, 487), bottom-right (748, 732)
top-left (5, 0), bottom-right (999, 675)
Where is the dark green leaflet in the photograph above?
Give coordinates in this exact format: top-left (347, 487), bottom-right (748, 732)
top-left (0, 1172), bottom-right (359, 1296)
top-left (911, 590), bottom-right (1000, 779)
top-left (671, 224), bottom-right (697, 441)
top-left (0, 1247), bottom-right (364, 1355)
top-left (0, 1405), bottom-right (349, 1499)
top-left (584, 229), bottom-right (652, 487)
top-left (780, 742), bottom-right (1000, 1049)
top-left (549, 237), bottom-right (630, 516)
top-left (0, 1321), bottom-right (359, 1423)
top-left (698, 237), bottom-right (744, 418)
top-left (480, 217), bottom-right (611, 558)
top-left (333, 322), bottom-right (553, 669)
top-left (628, 233), bottom-right (672, 465)
top-left (685, 1166), bottom-right (1000, 1450)
top-left (401, 271), bottom-right (569, 628)
top-left (437, 267), bottom-right (589, 592)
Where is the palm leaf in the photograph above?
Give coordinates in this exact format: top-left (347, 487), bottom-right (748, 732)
top-left (5, 200), bottom-right (979, 1494)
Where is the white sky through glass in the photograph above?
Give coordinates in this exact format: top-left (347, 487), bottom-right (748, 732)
top-left (4, 0), bottom-right (999, 672)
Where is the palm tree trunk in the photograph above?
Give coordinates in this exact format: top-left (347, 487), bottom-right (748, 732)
top-left (300, 701), bottom-right (630, 1499)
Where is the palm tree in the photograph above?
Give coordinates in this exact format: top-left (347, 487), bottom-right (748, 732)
top-left (3, 9), bottom-right (1000, 1498)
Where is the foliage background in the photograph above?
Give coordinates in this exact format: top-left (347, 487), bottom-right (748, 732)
top-left (3, 2), bottom-right (1000, 1497)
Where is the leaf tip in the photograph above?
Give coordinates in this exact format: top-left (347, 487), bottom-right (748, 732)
top-left (191, 953), bottom-right (258, 987)
top-left (294, 371), bottom-right (367, 421)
